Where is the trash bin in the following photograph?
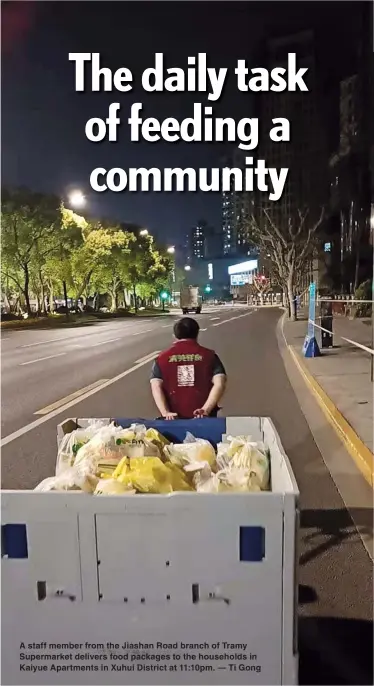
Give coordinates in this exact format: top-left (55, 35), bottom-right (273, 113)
top-left (320, 301), bottom-right (333, 348)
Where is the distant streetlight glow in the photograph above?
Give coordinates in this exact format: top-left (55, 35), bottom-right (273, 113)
top-left (140, 229), bottom-right (148, 236)
top-left (68, 190), bottom-right (86, 208)
top-left (167, 246), bottom-right (175, 254)
top-left (184, 265), bottom-right (191, 271)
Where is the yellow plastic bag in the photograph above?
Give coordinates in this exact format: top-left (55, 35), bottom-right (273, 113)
top-left (94, 479), bottom-right (136, 495)
top-left (115, 457), bottom-right (193, 494)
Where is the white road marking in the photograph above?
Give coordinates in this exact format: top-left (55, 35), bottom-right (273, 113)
top-left (20, 353), bottom-right (66, 366)
top-left (162, 324), bottom-right (172, 328)
top-left (212, 311), bottom-right (254, 327)
top-left (34, 380), bottom-right (110, 415)
top-left (132, 329), bottom-right (153, 336)
top-left (1, 355), bottom-right (163, 447)
top-left (89, 337), bottom-right (121, 348)
top-left (21, 336), bottom-right (71, 348)
top-left (200, 328), bottom-right (208, 332)
top-left (210, 317), bottom-right (220, 321)
top-left (135, 350), bottom-right (160, 364)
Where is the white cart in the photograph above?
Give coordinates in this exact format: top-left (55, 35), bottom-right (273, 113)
top-left (1, 416), bottom-right (299, 685)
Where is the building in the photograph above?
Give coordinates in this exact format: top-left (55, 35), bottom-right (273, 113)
top-left (189, 221), bottom-right (222, 260)
top-left (327, 3), bottom-right (373, 293)
top-left (256, 30), bottom-right (328, 227)
top-left (190, 222), bottom-right (206, 259)
top-left (221, 151), bottom-right (255, 257)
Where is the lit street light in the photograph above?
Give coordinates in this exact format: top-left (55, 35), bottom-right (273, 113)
top-left (184, 265), bottom-right (191, 271)
top-left (167, 246), bottom-right (175, 254)
top-left (68, 190), bottom-right (86, 208)
top-left (140, 229), bottom-right (149, 237)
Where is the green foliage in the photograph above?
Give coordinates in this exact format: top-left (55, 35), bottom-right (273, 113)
top-left (354, 279), bottom-right (372, 318)
top-left (1, 187), bottom-right (173, 315)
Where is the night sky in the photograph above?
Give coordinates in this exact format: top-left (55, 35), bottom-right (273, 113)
top-left (2, 1), bottom-right (359, 244)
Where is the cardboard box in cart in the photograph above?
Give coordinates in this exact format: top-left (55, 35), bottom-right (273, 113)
top-left (1, 417), bottom-right (300, 686)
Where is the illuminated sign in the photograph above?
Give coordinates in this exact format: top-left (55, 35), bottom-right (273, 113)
top-left (208, 263), bottom-right (213, 280)
top-left (228, 260), bottom-right (258, 275)
top-left (230, 273), bottom-right (254, 286)
top-left (324, 242), bottom-right (331, 252)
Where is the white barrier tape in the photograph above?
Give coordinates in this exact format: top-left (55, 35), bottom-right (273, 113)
top-left (308, 319), bottom-right (374, 356)
top-left (317, 299), bottom-right (373, 304)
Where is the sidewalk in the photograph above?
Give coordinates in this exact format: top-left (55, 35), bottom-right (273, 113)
top-left (283, 311), bottom-right (373, 485)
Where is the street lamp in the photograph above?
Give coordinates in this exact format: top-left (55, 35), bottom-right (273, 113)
top-left (184, 265), bottom-right (191, 271)
top-left (140, 229), bottom-right (148, 237)
top-left (68, 190), bottom-right (86, 208)
top-left (167, 246), bottom-right (175, 254)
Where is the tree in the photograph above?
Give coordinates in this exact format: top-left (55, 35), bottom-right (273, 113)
top-left (246, 207), bottom-right (325, 321)
top-left (123, 235), bottom-right (173, 312)
top-left (1, 188), bottom-right (60, 315)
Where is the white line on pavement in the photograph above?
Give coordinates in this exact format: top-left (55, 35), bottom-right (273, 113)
top-left (200, 328), bottom-right (208, 332)
top-left (210, 317), bottom-right (220, 321)
top-left (21, 336), bottom-right (71, 348)
top-left (132, 329), bottom-right (153, 336)
top-left (162, 324), bottom-right (172, 328)
top-left (1, 356), bottom-right (161, 447)
top-left (34, 379), bottom-right (110, 415)
top-left (135, 350), bottom-right (160, 364)
top-left (212, 312), bottom-right (254, 327)
top-left (20, 353), bottom-right (66, 366)
top-left (89, 337), bottom-right (122, 348)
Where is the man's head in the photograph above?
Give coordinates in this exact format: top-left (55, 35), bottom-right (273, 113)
top-left (173, 317), bottom-right (200, 340)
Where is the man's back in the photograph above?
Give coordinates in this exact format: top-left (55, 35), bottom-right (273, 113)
top-left (150, 317), bottom-right (227, 420)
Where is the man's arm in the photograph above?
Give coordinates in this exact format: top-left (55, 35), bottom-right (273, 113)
top-left (201, 374), bottom-right (227, 415)
top-left (150, 360), bottom-right (177, 420)
top-left (194, 354), bottom-right (227, 417)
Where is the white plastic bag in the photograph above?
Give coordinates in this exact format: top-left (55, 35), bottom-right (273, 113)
top-left (56, 420), bottom-right (108, 475)
top-left (165, 434), bottom-right (216, 469)
top-left (35, 467), bottom-right (98, 493)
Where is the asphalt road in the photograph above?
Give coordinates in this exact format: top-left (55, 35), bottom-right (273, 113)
top-left (1, 306), bottom-right (373, 684)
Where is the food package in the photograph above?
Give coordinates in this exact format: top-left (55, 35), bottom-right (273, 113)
top-left (56, 420), bottom-right (108, 475)
top-left (35, 468), bottom-right (98, 493)
top-left (115, 424), bottom-right (162, 458)
top-left (94, 479), bottom-right (136, 495)
top-left (217, 436), bottom-right (270, 491)
top-left (164, 434), bottom-right (216, 470)
top-left (73, 423), bottom-right (129, 474)
top-left (115, 457), bottom-right (193, 494)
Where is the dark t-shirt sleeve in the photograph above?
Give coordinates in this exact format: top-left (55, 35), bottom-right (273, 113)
top-left (212, 353), bottom-right (226, 376)
top-left (150, 359), bottom-right (163, 381)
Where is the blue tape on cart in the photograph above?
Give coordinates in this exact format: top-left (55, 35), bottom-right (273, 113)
top-left (240, 526), bottom-right (265, 562)
top-left (2, 524), bottom-right (28, 559)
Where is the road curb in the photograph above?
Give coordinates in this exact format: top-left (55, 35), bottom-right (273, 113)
top-left (288, 344), bottom-right (374, 488)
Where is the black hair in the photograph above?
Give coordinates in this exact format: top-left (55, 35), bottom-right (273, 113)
top-left (173, 317), bottom-right (200, 340)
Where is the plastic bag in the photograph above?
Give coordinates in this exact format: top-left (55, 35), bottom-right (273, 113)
top-left (94, 478), bottom-right (136, 495)
top-left (56, 420), bottom-right (108, 475)
top-left (35, 468), bottom-right (98, 493)
top-left (115, 457), bottom-right (193, 494)
top-left (115, 424), bottom-right (161, 458)
top-left (73, 423), bottom-right (129, 475)
top-left (165, 435), bottom-right (216, 470)
top-left (217, 437), bottom-right (270, 491)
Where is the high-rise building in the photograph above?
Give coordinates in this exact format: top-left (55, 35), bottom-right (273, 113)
top-left (221, 151), bottom-right (254, 257)
top-left (256, 30), bottom-right (328, 226)
top-left (190, 221), bottom-right (208, 259)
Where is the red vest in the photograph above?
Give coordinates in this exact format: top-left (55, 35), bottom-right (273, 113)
top-left (157, 340), bottom-right (216, 419)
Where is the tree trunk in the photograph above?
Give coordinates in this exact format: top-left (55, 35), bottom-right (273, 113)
top-left (133, 284), bottom-right (138, 313)
top-left (23, 264), bottom-right (32, 316)
top-left (109, 290), bottom-right (116, 312)
top-left (287, 276), bottom-right (297, 321)
top-left (63, 280), bottom-right (69, 317)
